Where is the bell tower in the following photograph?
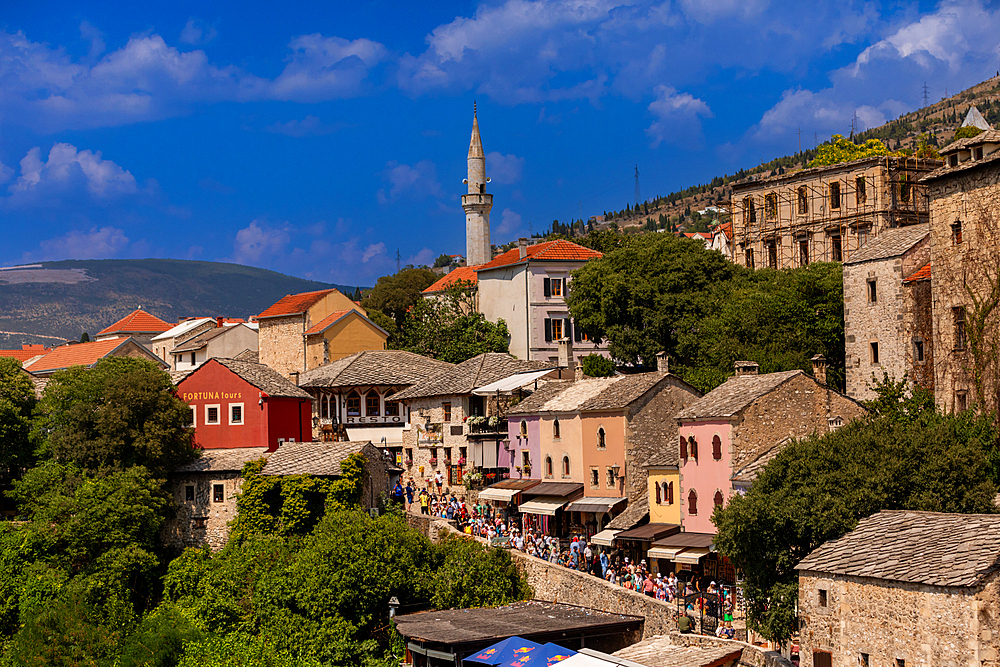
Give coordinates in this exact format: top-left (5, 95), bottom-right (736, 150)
top-left (463, 103), bottom-right (493, 266)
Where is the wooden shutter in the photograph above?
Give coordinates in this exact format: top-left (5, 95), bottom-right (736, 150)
top-left (712, 435), bottom-right (722, 460)
top-left (564, 318), bottom-right (572, 341)
top-left (655, 482), bottom-right (661, 504)
top-left (543, 277), bottom-right (551, 297)
top-left (574, 321), bottom-right (582, 342)
top-left (544, 318), bottom-right (552, 342)
top-left (690, 437), bottom-right (698, 460)
top-left (679, 436), bottom-right (687, 459)
top-left (667, 482), bottom-right (674, 504)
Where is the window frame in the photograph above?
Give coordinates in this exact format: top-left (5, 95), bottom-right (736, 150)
top-left (562, 455), bottom-right (570, 478)
top-left (870, 341), bottom-right (880, 365)
top-left (797, 186), bottom-right (808, 215)
top-left (212, 483), bottom-right (225, 503)
top-left (365, 391), bottom-right (381, 417)
top-left (229, 403), bottom-right (244, 425)
top-left (550, 318), bottom-right (564, 341)
top-left (714, 490), bottom-right (724, 509)
top-left (553, 419), bottom-right (561, 439)
top-left (346, 391), bottom-right (361, 417)
top-left (384, 390), bottom-right (399, 417)
top-left (856, 175), bottom-right (867, 204)
top-left (829, 181), bottom-right (841, 210)
top-left (952, 220), bottom-right (963, 245)
top-left (606, 467), bottom-right (616, 489)
top-left (688, 489), bottom-right (698, 516)
top-left (712, 435), bottom-right (722, 460)
top-left (954, 307), bottom-right (967, 350)
top-left (204, 404), bottom-right (221, 425)
top-left (764, 192), bottom-right (777, 219)
top-left (545, 455), bottom-right (553, 478)
top-left (867, 278), bottom-right (878, 304)
top-left (590, 467), bottom-right (599, 488)
top-left (442, 402), bottom-right (452, 423)
top-left (597, 427), bottom-right (606, 450)
top-left (551, 278), bottom-right (563, 297)
top-left (185, 485), bottom-right (195, 502)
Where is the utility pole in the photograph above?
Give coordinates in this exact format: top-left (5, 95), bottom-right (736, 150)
top-left (797, 127), bottom-right (802, 154)
top-left (395, 249), bottom-right (401, 273)
top-left (634, 165), bottom-right (641, 208)
top-left (922, 82), bottom-right (930, 107)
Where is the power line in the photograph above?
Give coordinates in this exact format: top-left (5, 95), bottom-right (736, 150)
top-left (922, 82), bottom-right (930, 107)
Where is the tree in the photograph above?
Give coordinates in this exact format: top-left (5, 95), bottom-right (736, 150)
top-left (581, 354), bottom-right (615, 377)
top-left (0, 357), bottom-right (37, 475)
top-left (712, 402), bottom-right (998, 645)
top-left (80, 332), bottom-right (90, 343)
top-left (808, 135), bottom-right (895, 167)
top-left (429, 535), bottom-right (531, 609)
top-left (954, 125), bottom-right (984, 140)
top-left (433, 254), bottom-right (453, 268)
top-left (361, 269), bottom-right (438, 327)
top-left (36, 357), bottom-right (196, 476)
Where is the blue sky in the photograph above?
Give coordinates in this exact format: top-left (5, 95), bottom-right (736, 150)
top-left (2, 0), bottom-right (998, 285)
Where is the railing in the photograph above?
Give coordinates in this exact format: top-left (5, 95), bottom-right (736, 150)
top-left (466, 419), bottom-right (508, 435)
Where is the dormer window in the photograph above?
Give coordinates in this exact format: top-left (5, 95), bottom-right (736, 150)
top-left (949, 154), bottom-right (959, 167)
top-left (975, 147), bottom-right (984, 161)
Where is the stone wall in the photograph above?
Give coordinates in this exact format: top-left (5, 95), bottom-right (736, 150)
top-left (161, 471), bottom-right (243, 551)
top-left (401, 395), bottom-right (472, 497)
top-left (798, 570), bottom-right (1000, 667)
top-left (258, 315), bottom-right (305, 380)
top-left (905, 276), bottom-right (935, 392)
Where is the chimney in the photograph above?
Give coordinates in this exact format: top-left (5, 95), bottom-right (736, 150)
top-left (518, 237), bottom-right (529, 260)
top-left (734, 361), bottom-right (759, 376)
top-left (656, 351), bottom-right (670, 373)
top-left (811, 354), bottom-right (827, 385)
top-left (557, 337), bottom-right (575, 376)
top-left (289, 371), bottom-right (300, 386)
top-left (216, 316), bottom-right (224, 328)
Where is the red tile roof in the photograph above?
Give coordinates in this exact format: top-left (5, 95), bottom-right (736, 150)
top-left (476, 240), bottom-right (602, 272)
top-left (257, 289), bottom-right (337, 319)
top-left (303, 309), bottom-right (388, 336)
top-left (97, 309), bottom-right (172, 335)
top-left (23, 338), bottom-right (138, 373)
top-left (716, 221), bottom-right (733, 239)
top-left (423, 265), bottom-right (480, 293)
top-left (0, 345), bottom-right (52, 362)
top-left (903, 262), bottom-right (932, 283)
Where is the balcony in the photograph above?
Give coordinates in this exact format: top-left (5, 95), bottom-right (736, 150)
top-left (466, 417), bottom-right (508, 437)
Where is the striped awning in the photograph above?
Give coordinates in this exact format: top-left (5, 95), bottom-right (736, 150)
top-left (674, 547), bottom-right (711, 564)
top-left (590, 529), bottom-right (620, 547)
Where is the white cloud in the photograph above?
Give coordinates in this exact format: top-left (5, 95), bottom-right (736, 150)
top-left (7, 143), bottom-right (137, 203)
top-left (34, 226), bottom-right (130, 260)
top-left (645, 85), bottom-right (712, 147)
top-left (378, 160), bottom-right (443, 203)
top-left (406, 248), bottom-right (435, 267)
top-left (487, 152), bottom-right (525, 184)
top-left (264, 115), bottom-right (342, 137)
top-left (79, 21), bottom-right (105, 60)
top-left (362, 242), bottom-right (386, 262)
top-left (675, 0), bottom-right (771, 25)
top-left (269, 35), bottom-right (386, 102)
top-left (180, 18), bottom-right (218, 46)
top-left (497, 208), bottom-right (523, 236)
top-left (231, 220), bottom-right (291, 264)
top-left (0, 161), bottom-right (13, 185)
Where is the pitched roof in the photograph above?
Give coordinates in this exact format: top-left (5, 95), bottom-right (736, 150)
top-left (578, 372), bottom-right (674, 411)
top-left (476, 240), bottom-right (602, 273)
top-left (962, 105), bottom-right (992, 131)
top-left (152, 318), bottom-right (213, 342)
top-left (676, 370), bottom-right (804, 420)
top-left (234, 349), bottom-right (259, 363)
top-left (173, 447), bottom-right (269, 473)
top-left (23, 337), bottom-right (158, 374)
top-left (903, 262), bottom-right (932, 284)
top-left (613, 636), bottom-right (742, 667)
top-left (422, 265), bottom-right (479, 293)
top-left (97, 309), bottom-right (172, 335)
top-left (260, 441), bottom-right (377, 476)
top-left (303, 309), bottom-right (388, 337)
top-left (0, 345), bottom-right (51, 362)
top-left (256, 289), bottom-right (337, 319)
top-left (299, 349), bottom-right (453, 389)
top-left (607, 496), bottom-right (648, 530)
top-left (843, 224), bottom-right (929, 265)
top-left (922, 142), bottom-right (1000, 182)
top-left (731, 440), bottom-right (787, 485)
top-left (795, 510), bottom-right (1000, 587)
top-left (392, 353), bottom-right (551, 401)
top-left (178, 357), bottom-right (311, 399)
top-left (507, 372), bottom-right (672, 415)
top-left (171, 325), bottom-right (231, 353)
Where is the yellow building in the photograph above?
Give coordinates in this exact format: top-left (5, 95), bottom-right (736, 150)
top-left (644, 463), bottom-right (680, 526)
top-left (304, 309), bottom-right (388, 368)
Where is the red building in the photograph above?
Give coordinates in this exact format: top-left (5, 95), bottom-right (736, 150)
top-left (176, 357), bottom-right (313, 451)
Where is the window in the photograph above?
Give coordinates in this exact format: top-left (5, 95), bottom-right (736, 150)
top-left (443, 402), bottom-right (452, 422)
top-left (551, 278), bottom-right (563, 297)
top-left (714, 491), bottom-right (724, 508)
top-left (870, 342), bottom-right (880, 365)
top-left (229, 403), bottom-right (243, 425)
top-left (952, 220), bottom-right (963, 245)
top-left (688, 436), bottom-right (698, 461)
top-left (543, 277), bottom-right (564, 298)
top-left (767, 242), bottom-right (778, 269)
top-left (550, 318), bottom-right (563, 341)
top-left (205, 405), bottom-right (220, 425)
top-left (655, 481), bottom-right (662, 504)
top-left (346, 391), bottom-right (361, 416)
top-left (949, 154), bottom-right (959, 167)
top-left (688, 490), bottom-right (698, 515)
top-left (606, 467), bottom-right (616, 489)
top-left (797, 186), bottom-right (808, 214)
top-left (679, 435), bottom-right (688, 459)
top-left (813, 651), bottom-right (832, 667)
top-left (764, 193), bottom-right (777, 219)
top-left (799, 238), bottom-right (809, 266)
top-left (954, 307), bottom-right (967, 350)
top-left (553, 419), bottom-right (561, 439)
top-left (955, 391), bottom-right (968, 413)
top-left (597, 427), bottom-right (606, 449)
top-left (818, 588), bottom-right (828, 607)
top-left (856, 175), bottom-right (867, 204)
top-left (590, 468), bottom-right (599, 488)
top-left (430, 447), bottom-right (437, 461)
top-left (913, 339), bottom-right (925, 363)
top-left (213, 484), bottom-right (224, 503)
top-left (899, 173), bottom-right (911, 203)
top-left (186, 406), bottom-right (196, 428)
top-left (405, 447), bottom-right (413, 463)
top-left (185, 485), bottom-right (195, 502)
top-left (366, 391), bottom-right (380, 416)
top-left (712, 435), bottom-right (722, 460)
top-left (867, 279), bottom-right (877, 303)
top-left (829, 182), bottom-right (841, 209)
top-left (895, 659), bottom-right (905, 667)
top-left (190, 352), bottom-right (196, 366)
top-left (384, 390), bottom-right (399, 416)
top-left (192, 516), bottom-right (207, 529)
top-left (520, 420), bottom-right (528, 436)
top-left (545, 456), bottom-right (553, 477)
top-left (742, 197), bottom-right (756, 224)
top-left (857, 227), bottom-right (869, 248)
top-left (860, 653), bottom-right (870, 667)
top-left (562, 456), bottom-right (570, 477)
top-left (975, 146), bottom-right (984, 160)
top-left (744, 247), bottom-right (755, 268)
top-left (831, 235), bottom-right (842, 262)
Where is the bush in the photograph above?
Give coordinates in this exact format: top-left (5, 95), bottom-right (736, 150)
top-left (581, 354), bottom-right (615, 377)
top-left (118, 604), bottom-right (205, 667)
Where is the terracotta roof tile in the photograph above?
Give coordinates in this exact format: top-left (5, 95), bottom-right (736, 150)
top-left (903, 262), bottom-right (932, 283)
top-left (257, 289), bottom-right (337, 319)
top-left (422, 265), bottom-right (479, 293)
top-left (0, 345), bottom-right (52, 362)
top-left (303, 309), bottom-right (387, 337)
top-left (476, 240), bottom-right (602, 272)
top-left (97, 309), bottom-right (172, 335)
top-left (23, 338), bottom-right (145, 373)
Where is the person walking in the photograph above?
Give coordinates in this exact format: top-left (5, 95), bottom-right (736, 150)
top-left (419, 489), bottom-right (430, 515)
top-left (404, 480), bottom-right (415, 510)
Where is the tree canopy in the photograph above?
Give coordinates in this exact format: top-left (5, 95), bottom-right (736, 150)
top-left (807, 134), bottom-right (894, 167)
top-left (0, 357), bottom-right (37, 475)
top-left (361, 268), bottom-right (438, 327)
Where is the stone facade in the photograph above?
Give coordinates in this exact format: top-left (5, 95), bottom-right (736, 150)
top-left (258, 314), bottom-right (307, 380)
top-left (161, 470), bottom-right (245, 551)
top-left (798, 571), bottom-right (1000, 667)
top-left (729, 157), bottom-right (939, 270)
top-left (400, 395), bottom-right (475, 496)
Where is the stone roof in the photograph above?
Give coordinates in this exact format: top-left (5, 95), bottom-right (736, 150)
top-left (181, 357), bottom-right (311, 399)
top-left (170, 369), bottom-right (193, 385)
top-left (392, 353), bottom-right (550, 401)
top-left (795, 510), bottom-right (1000, 587)
top-left (234, 349), bottom-right (259, 363)
top-left (260, 441), bottom-right (375, 476)
top-left (174, 447), bottom-right (269, 473)
top-left (257, 289), bottom-right (337, 319)
top-left (508, 373), bottom-right (671, 416)
top-left (578, 372), bottom-right (674, 411)
top-left (676, 370), bottom-right (803, 421)
top-left (152, 318), bottom-right (213, 342)
top-left (607, 496), bottom-right (648, 530)
top-left (171, 325), bottom-right (232, 353)
top-left (843, 224), bottom-right (929, 265)
top-left (940, 128), bottom-right (1000, 154)
top-left (506, 381), bottom-right (572, 415)
top-left (299, 349), bottom-right (453, 389)
top-left (612, 635), bottom-right (742, 667)
top-left (731, 440), bottom-right (787, 485)
top-left (922, 143), bottom-right (1000, 182)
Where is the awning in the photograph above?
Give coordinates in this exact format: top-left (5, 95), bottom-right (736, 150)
top-left (590, 529), bottom-right (620, 547)
top-left (345, 426), bottom-right (404, 445)
top-left (614, 523), bottom-right (680, 542)
top-left (477, 487), bottom-right (522, 502)
top-left (523, 481), bottom-right (584, 497)
top-left (472, 368), bottom-right (556, 395)
top-left (565, 497), bottom-right (627, 514)
top-left (518, 496), bottom-right (568, 516)
top-left (647, 545), bottom-right (686, 560)
top-left (674, 547), bottom-right (711, 564)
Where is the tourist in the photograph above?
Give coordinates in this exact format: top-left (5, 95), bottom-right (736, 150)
top-left (404, 480), bottom-right (415, 510)
top-left (677, 614), bottom-right (693, 634)
top-left (642, 573), bottom-right (655, 597)
top-left (419, 489), bottom-right (429, 514)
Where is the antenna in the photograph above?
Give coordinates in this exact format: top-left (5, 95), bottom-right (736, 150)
top-left (797, 127), bottom-right (802, 154)
top-left (922, 82), bottom-right (930, 107)
top-left (395, 249), bottom-right (401, 273)
top-left (634, 165), bottom-right (640, 208)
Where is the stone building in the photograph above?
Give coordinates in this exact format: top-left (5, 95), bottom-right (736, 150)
top-left (171, 323), bottom-right (259, 372)
top-left (151, 318), bottom-right (217, 367)
top-left (796, 510), bottom-right (1000, 667)
top-left (391, 352), bottom-right (552, 492)
top-left (921, 139), bottom-right (1000, 413)
top-left (675, 361), bottom-right (865, 536)
top-left (256, 288), bottom-right (378, 380)
top-left (303, 309), bottom-right (388, 370)
top-left (22, 336), bottom-right (168, 377)
top-left (728, 156), bottom-right (939, 270)
top-left (463, 106), bottom-right (493, 268)
top-left (162, 447), bottom-right (269, 551)
top-left (94, 308), bottom-right (173, 349)
top-left (842, 224), bottom-right (932, 401)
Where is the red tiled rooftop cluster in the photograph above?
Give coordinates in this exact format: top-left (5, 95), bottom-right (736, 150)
top-left (257, 289), bottom-right (336, 319)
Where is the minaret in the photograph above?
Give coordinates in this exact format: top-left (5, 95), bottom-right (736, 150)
top-left (463, 103), bottom-right (493, 266)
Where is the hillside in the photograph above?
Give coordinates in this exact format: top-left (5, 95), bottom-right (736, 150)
top-left (0, 259), bottom-right (361, 348)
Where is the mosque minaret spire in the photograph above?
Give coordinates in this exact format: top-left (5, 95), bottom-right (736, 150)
top-left (463, 102), bottom-right (493, 266)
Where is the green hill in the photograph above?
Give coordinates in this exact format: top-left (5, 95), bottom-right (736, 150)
top-left (0, 259), bottom-right (362, 348)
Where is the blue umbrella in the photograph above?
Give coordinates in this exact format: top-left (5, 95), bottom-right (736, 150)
top-left (464, 637), bottom-right (545, 665)
top-left (537, 643), bottom-right (577, 666)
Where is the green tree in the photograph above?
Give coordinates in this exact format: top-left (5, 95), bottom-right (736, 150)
top-left (433, 254), bottom-right (453, 268)
top-left (581, 354), bottom-right (615, 377)
top-left (808, 135), bottom-right (895, 167)
top-left (35, 357), bottom-right (196, 476)
top-left (429, 535), bottom-right (531, 609)
top-left (361, 268), bottom-right (438, 327)
top-left (80, 332), bottom-right (91, 343)
top-left (954, 125), bottom-right (984, 140)
top-left (0, 357), bottom-right (37, 475)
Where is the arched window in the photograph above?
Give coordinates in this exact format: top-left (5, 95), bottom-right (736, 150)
top-left (545, 456), bottom-right (553, 477)
top-left (597, 427), bottom-right (606, 449)
top-left (655, 481), bottom-right (662, 504)
top-left (712, 435), bottom-right (722, 460)
top-left (520, 420), bottom-right (528, 436)
top-left (553, 419), bottom-right (561, 439)
top-left (688, 490), bottom-right (698, 516)
top-left (365, 390), bottom-right (380, 416)
top-left (689, 436), bottom-right (698, 461)
top-left (384, 389), bottom-right (399, 417)
top-left (346, 391), bottom-right (361, 417)
top-left (714, 491), bottom-right (724, 509)
top-left (679, 435), bottom-right (688, 459)
top-left (666, 481), bottom-right (674, 505)
top-left (562, 456), bottom-right (570, 477)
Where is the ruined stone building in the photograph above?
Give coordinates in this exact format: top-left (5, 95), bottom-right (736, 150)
top-left (797, 510), bottom-right (1000, 667)
top-left (842, 225), bottom-right (933, 401)
top-left (728, 156), bottom-right (939, 270)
